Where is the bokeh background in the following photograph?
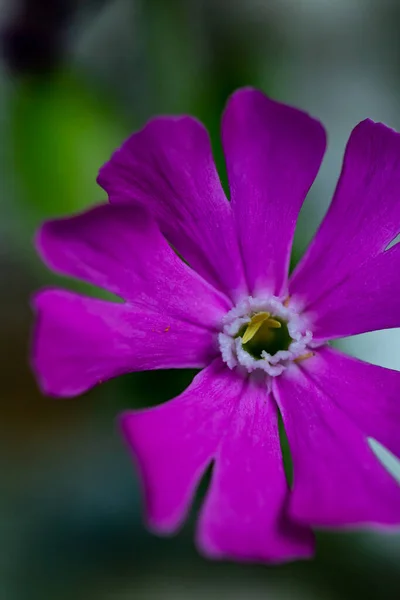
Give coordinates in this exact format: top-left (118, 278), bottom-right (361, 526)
top-left (2, 0), bottom-right (400, 598)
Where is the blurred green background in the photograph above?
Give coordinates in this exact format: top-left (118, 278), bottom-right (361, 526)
top-left (1, 1), bottom-right (400, 598)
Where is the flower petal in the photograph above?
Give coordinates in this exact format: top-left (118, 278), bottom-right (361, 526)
top-left (196, 377), bottom-right (314, 563)
top-left (222, 88), bottom-right (326, 296)
top-left (98, 117), bottom-right (247, 300)
top-left (37, 204), bottom-right (231, 329)
top-left (297, 240), bottom-right (400, 340)
top-left (274, 356), bottom-right (400, 528)
top-left (299, 346), bottom-right (400, 461)
top-left (122, 362), bottom-right (313, 562)
top-left (290, 120), bottom-right (400, 339)
top-left (33, 289), bottom-right (217, 397)
top-left (120, 360), bottom-right (243, 534)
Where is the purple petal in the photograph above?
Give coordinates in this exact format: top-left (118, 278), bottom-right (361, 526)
top-left (33, 289), bottom-right (217, 397)
top-left (37, 204), bottom-right (231, 329)
top-left (222, 88), bottom-right (326, 296)
top-left (297, 239), bottom-right (400, 341)
top-left (299, 346), bottom-right (400, 461)
top-left (120, 360), bottom-right (243, 534)
top-left (98, 117), bottom-right (248, 300)
top-left (274, 356), bottom-right (400, 528)
top-left (290, 120), bottom-right (400, 339)
top-left (122, 362), bottom-right (313, 563)
top-left (196, 377), bottom-right (315, 564)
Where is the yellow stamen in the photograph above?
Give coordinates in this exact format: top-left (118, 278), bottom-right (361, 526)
top-left (265, 318), bottom-right (281, 329)
top-left (241, 312), bottom-right (270, 344)
top-left (294, 351), bottom-right (314, 363)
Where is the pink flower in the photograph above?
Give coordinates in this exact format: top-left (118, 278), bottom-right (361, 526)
top-left (32, 88), bottom-right (400, 564)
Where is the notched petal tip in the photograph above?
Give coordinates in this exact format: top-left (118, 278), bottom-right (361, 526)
top-left (30, 286), bottom-right (51, 312)
top-left (117, 363), bottom-right (245, 540)
top-left (97, 114), bottom-right (212, 196)
top-left (120, 410), bottom-right (185, 536)
top-left (35, 203), bottom-right (102, 275)
top-left (345, 117), bottom-right (400, 161)
top-left (30, 289), bottom-right (77, 399)
top-left (224, 86), bottom-right (327, 145)
top-left (195, 522), bottom-right (315, 565)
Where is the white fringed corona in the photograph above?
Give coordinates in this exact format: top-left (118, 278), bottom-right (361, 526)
top-left (219, 296), bottom-right (313, 377)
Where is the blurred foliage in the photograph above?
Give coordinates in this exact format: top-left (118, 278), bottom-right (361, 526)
top-left (11, 70), bottom-right (125, 225)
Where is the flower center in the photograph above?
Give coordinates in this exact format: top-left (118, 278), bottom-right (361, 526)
top-left (218, 296), bottom-right (313, 377)
top-left (238, 312), bottom-right (292, 359)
